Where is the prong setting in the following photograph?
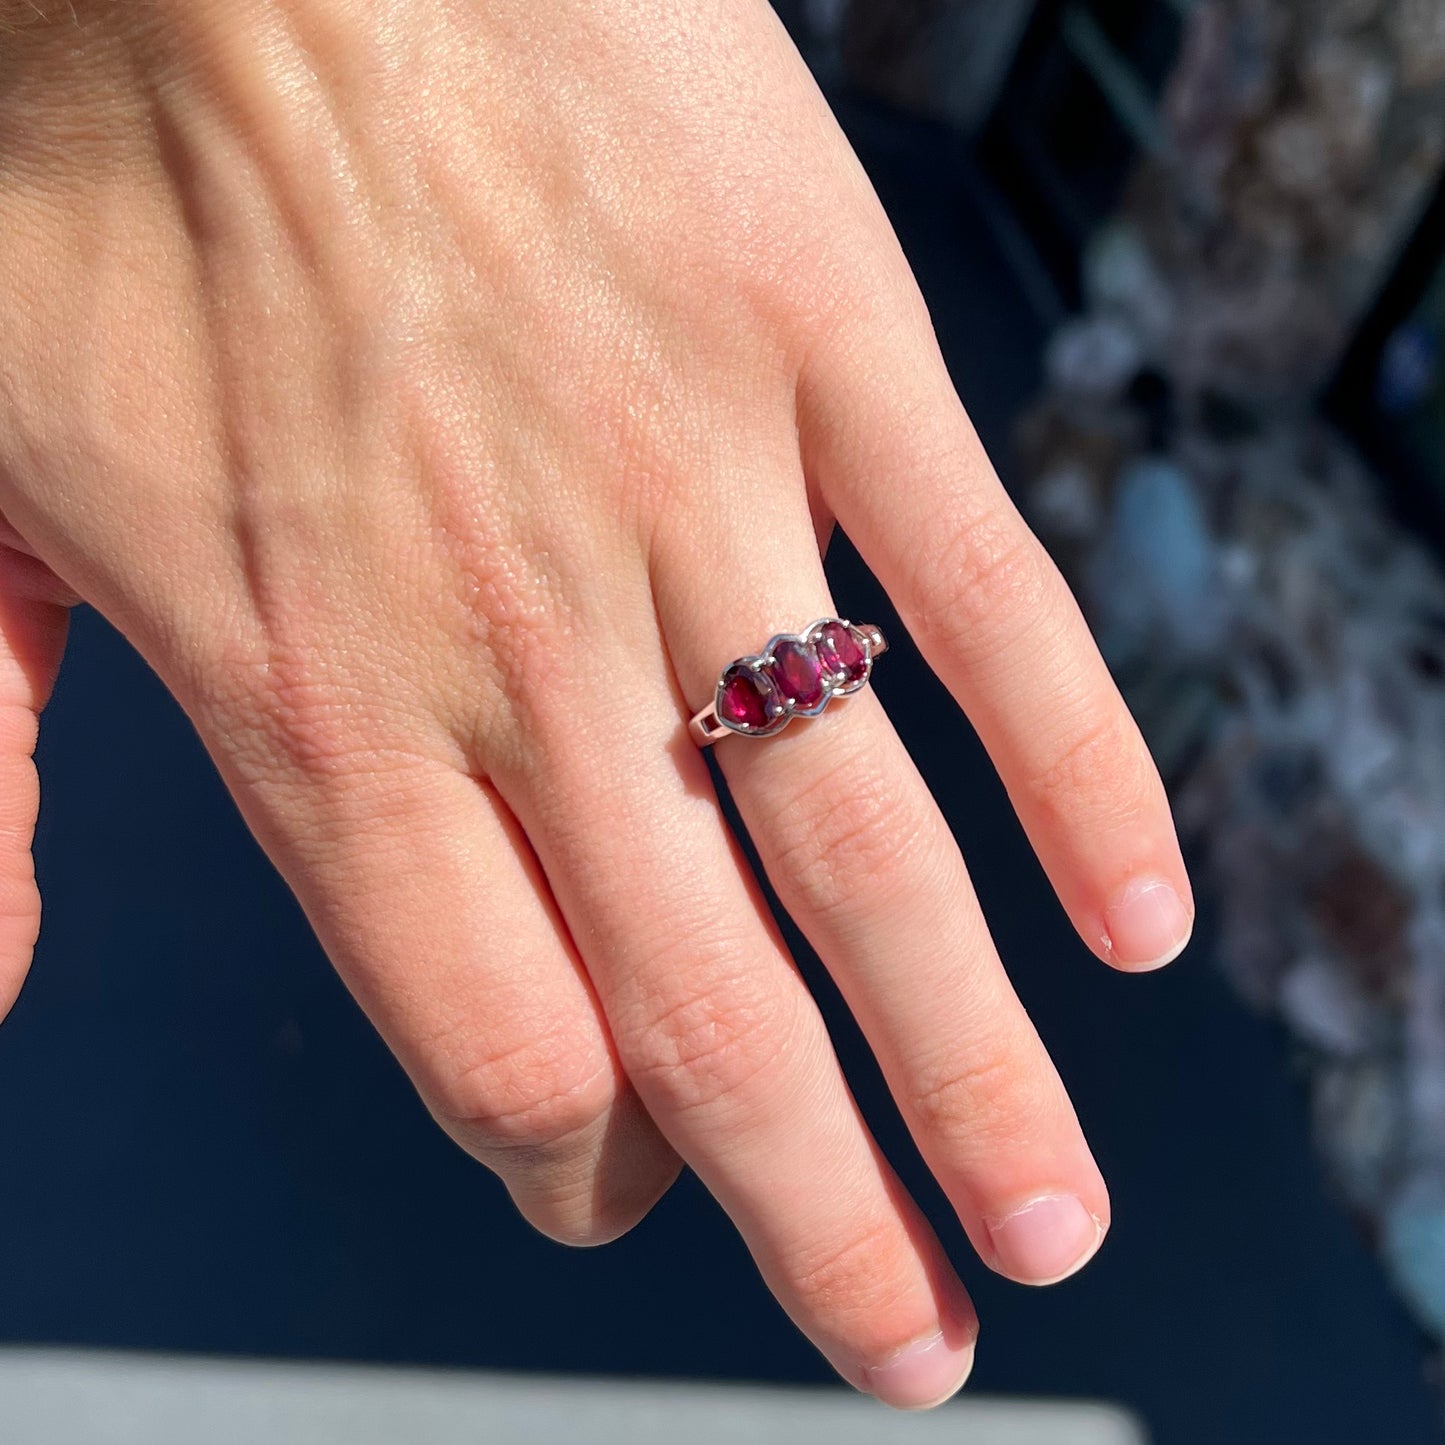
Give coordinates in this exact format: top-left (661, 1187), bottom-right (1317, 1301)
top-left (700, 618), bottom-right (884, 742)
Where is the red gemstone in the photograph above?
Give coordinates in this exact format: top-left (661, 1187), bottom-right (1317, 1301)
top-left (768, 638), bottom-right (826, 709)
top-left (817, 621), bottom-right (869, 685)
top-left (719, 664), bottom-right (781, 732)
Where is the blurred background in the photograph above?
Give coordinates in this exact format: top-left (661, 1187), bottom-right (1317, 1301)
top-left (3, 1), bottom-right (1444, 1441)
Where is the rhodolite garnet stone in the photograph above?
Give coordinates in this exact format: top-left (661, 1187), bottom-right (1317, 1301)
top-left (714, 620), bottom-right (873, 735)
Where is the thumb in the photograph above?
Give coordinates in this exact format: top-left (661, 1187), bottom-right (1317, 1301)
top-left (0, 542), bottom-right (71, 1020)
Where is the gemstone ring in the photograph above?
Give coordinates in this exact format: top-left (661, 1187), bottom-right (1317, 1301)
top-left (689, 618), bottom-right (887, 746)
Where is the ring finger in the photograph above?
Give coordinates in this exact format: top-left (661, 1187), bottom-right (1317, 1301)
top-left (653, 476), bottom-right (1109, 1287)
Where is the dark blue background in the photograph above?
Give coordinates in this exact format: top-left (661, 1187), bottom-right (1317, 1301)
top-left (0, 97), bottom-right (1437, 1445)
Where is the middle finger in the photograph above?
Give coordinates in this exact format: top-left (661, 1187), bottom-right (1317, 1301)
top-left (486, 603), bottom-right (978, 1409)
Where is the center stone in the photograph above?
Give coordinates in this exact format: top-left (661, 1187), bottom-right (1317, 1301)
top-left (768, 638), bottom-right (826, 709)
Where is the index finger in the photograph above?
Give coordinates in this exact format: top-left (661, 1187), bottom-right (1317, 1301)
top-left (799, 273), bottom-right (1193, 973)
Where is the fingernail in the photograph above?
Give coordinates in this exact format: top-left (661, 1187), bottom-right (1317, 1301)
top-left (860, 1330), bottom-right (977, 1410)
top-left (984, 1194), bottom-right (1104, 1286)
top-left (1104, 877), bottom-right (1193, 971)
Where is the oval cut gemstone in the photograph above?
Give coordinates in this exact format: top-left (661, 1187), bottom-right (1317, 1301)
top-left (817, 620), bottom-right (869, 685)
top-left (768, 638), bottom-right (826, 710)
top-left (718, 664), bottom-right (781, 732)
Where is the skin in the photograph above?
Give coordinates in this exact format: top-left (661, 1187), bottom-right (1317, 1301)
top-left (0, 0), bottom-right (1193, 1409)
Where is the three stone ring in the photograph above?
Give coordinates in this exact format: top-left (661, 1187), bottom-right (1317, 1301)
top-left (689, 618), bottom-right (887, 747)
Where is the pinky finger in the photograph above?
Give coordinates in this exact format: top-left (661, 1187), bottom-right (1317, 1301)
top-left (204, 737), bottom-right (682, 1249)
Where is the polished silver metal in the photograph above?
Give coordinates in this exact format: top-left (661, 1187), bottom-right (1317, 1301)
top-left (690, 619), bottom-right (888, 747)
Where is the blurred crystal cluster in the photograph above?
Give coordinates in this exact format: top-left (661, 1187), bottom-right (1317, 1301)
top-left (1023, 376), bottom-right (1445, 1337)
top-left (1012, 0), bottom-right (1445, 1339)
top-left (821, 0), bottom-right (1445, 1339)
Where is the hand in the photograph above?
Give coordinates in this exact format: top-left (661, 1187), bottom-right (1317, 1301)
top-left (0, 0), bottom-right (1192, 1408)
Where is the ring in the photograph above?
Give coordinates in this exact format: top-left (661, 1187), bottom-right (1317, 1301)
top-left (689, 618), bottom-right (888, 746)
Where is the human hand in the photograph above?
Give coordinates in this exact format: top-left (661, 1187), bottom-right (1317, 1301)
top-left (0, 0), bottom-right (1192, 1408)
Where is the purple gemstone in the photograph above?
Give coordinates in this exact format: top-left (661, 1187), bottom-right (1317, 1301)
top-left (768, 638), bottom-right (826, 710)
top-left (817, 621), bottom-right (869, 685)
top-left (718, 664), bottom-right (781, 732)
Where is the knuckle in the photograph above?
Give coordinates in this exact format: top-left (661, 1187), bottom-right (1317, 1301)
top-left (621, 960), bottom-right (796, 1118)
top-left (427, 502), bottom-right (586, 745)
top-left (908, 504), bottom-right (1052, 665)
top-left (1024, 708), bottom-right (1159, 833)
top-left (789, 1215), bottom-right (914, 1324)
top-left (767, 754), bottom-right (937, 922)
top-left (909, 1042), bottom-right (1050, 1152)
top-left (430, 1023), bottom-right (616, 1159)
top-left (473, 602), bottom-right (576, 735)
top-left (199, 638), bottom-right (431, 805)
